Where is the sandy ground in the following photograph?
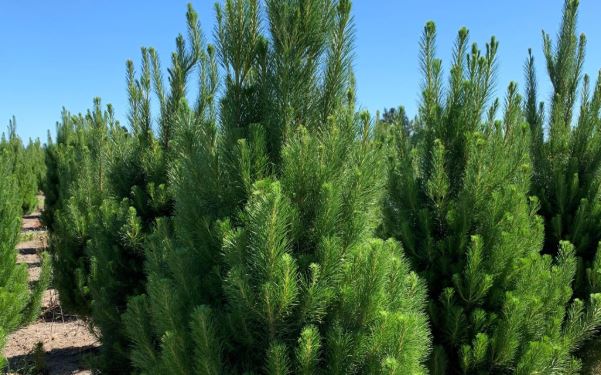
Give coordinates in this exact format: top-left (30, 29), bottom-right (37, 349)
top-left (3, 201), bottom-right (99, 375)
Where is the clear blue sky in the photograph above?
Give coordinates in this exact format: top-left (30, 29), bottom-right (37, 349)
top-left (1, 1), bottom-right (600, 141)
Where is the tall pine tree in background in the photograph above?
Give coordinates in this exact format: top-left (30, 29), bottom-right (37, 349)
top-left (379, 105), bottom-right (414, 140)
top-left (525, 0), bottom-right (601, 299)
top-left (45, 5), bottom-right (215, 372)
top-left (43, 111), bottom-right (83, 232)
top-left (44, 101), bottom-right (117, 316)
top-left (381, 20), bottom-right (601, 374)
top-left (27, 138), bottom-right (46, 194)
top-left (2, 117), bottom-right (42, 214)
top-left (85, 8), bottom-right (209, 371)
top-left (123, 1), bottom-right (432, 373)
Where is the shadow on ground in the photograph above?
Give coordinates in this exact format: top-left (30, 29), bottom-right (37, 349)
top-left (580, 336), bottom-right (601, 375)
top-left (5, 345), bottom-right (98, 375)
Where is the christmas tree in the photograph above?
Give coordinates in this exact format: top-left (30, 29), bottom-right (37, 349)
top-left (0, 150), bottom-right (28, 368)
top-left (44, 101), bottom-right (117, 316)
top-left (381, 20), bottom-right (601, 373)
top-left (1, 117), bottom-right (42, 214)
top-left (0, 124), bottom-right (49, 367)
top-left (123, 1), bottom-right (432, 373)
top-left (525, 0), bottom-right (601, 299)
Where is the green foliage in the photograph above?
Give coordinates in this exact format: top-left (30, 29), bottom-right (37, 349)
top-left (1, 117), bottom-right (44, 214)
top-left (28, 139), bottom-right (46, 193)
top-left (21, 252), bottom-right (52, 325)
top-left (124, 120), bottom-right (432, 374)
top-left (44, 101), bottom-right (117, 316)
top-left (41, 1), bottom-right (601, 374)
top-left (43, 112), bottom-right (79, 231)
top-left (378, 106), bottom-right (415, 140)
top-left (0, 136), bottom-right (48, 368)
top-left (0, 152), bottom-right (28, 368)
top-left (122, 1), bottom-right (431, 374)
top-left (526, 0), bottom-right (601, 299)
top-left (381, 19), bottom-right (601, 374)
top-left (45, 4), bottom-right (212, 371)
top-left (88, 199), bottom-right (144, 367)
top-left (45, 99), bottom-right (157, 371)
top-left (43, 98), bottom-right (150, 371)
top-left (85, 9), bottom-right (208, 371)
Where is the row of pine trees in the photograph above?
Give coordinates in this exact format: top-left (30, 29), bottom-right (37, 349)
top-left (1, 0), bottom-right (597, 373)
top-left (0, 118), bottom-right (48, 369)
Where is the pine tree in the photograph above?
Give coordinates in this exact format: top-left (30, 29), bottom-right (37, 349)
top-left (0, 151), bottom-right (28, 369)
top-left (42, 113), bottom-right (72, 232)
top-left (123, 1), bottom-right (432, 373)
top-left (525, 0), bottom-right (601, 299)
top-left (43, 5), bottom-right (205, 370)
top-left (43, 110), bottom-right (90, 315)
top-left (81, 6), bottom-right (209, 371)
top-left (125, 108), bottom-right (433, 375)
top-left (27, 138), bottom-right (47, 193)
top-left (43, 98), bottom-right (147, 371)
top-left (0, 133), bottom-right (50, 368)
top-left (43, 101), bottom-right (116, 316)
top-left (43, 109), bottom-right (94, 231)
top-left (379, 106), bottom-right (413, 137)
top-left (1, 117), bottom-right (42, 214)
top-left (381, 20), bottom-right (601, 374)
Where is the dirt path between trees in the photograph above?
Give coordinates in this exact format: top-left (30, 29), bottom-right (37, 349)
top-left (3, 197), bottom-right (99, 375)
